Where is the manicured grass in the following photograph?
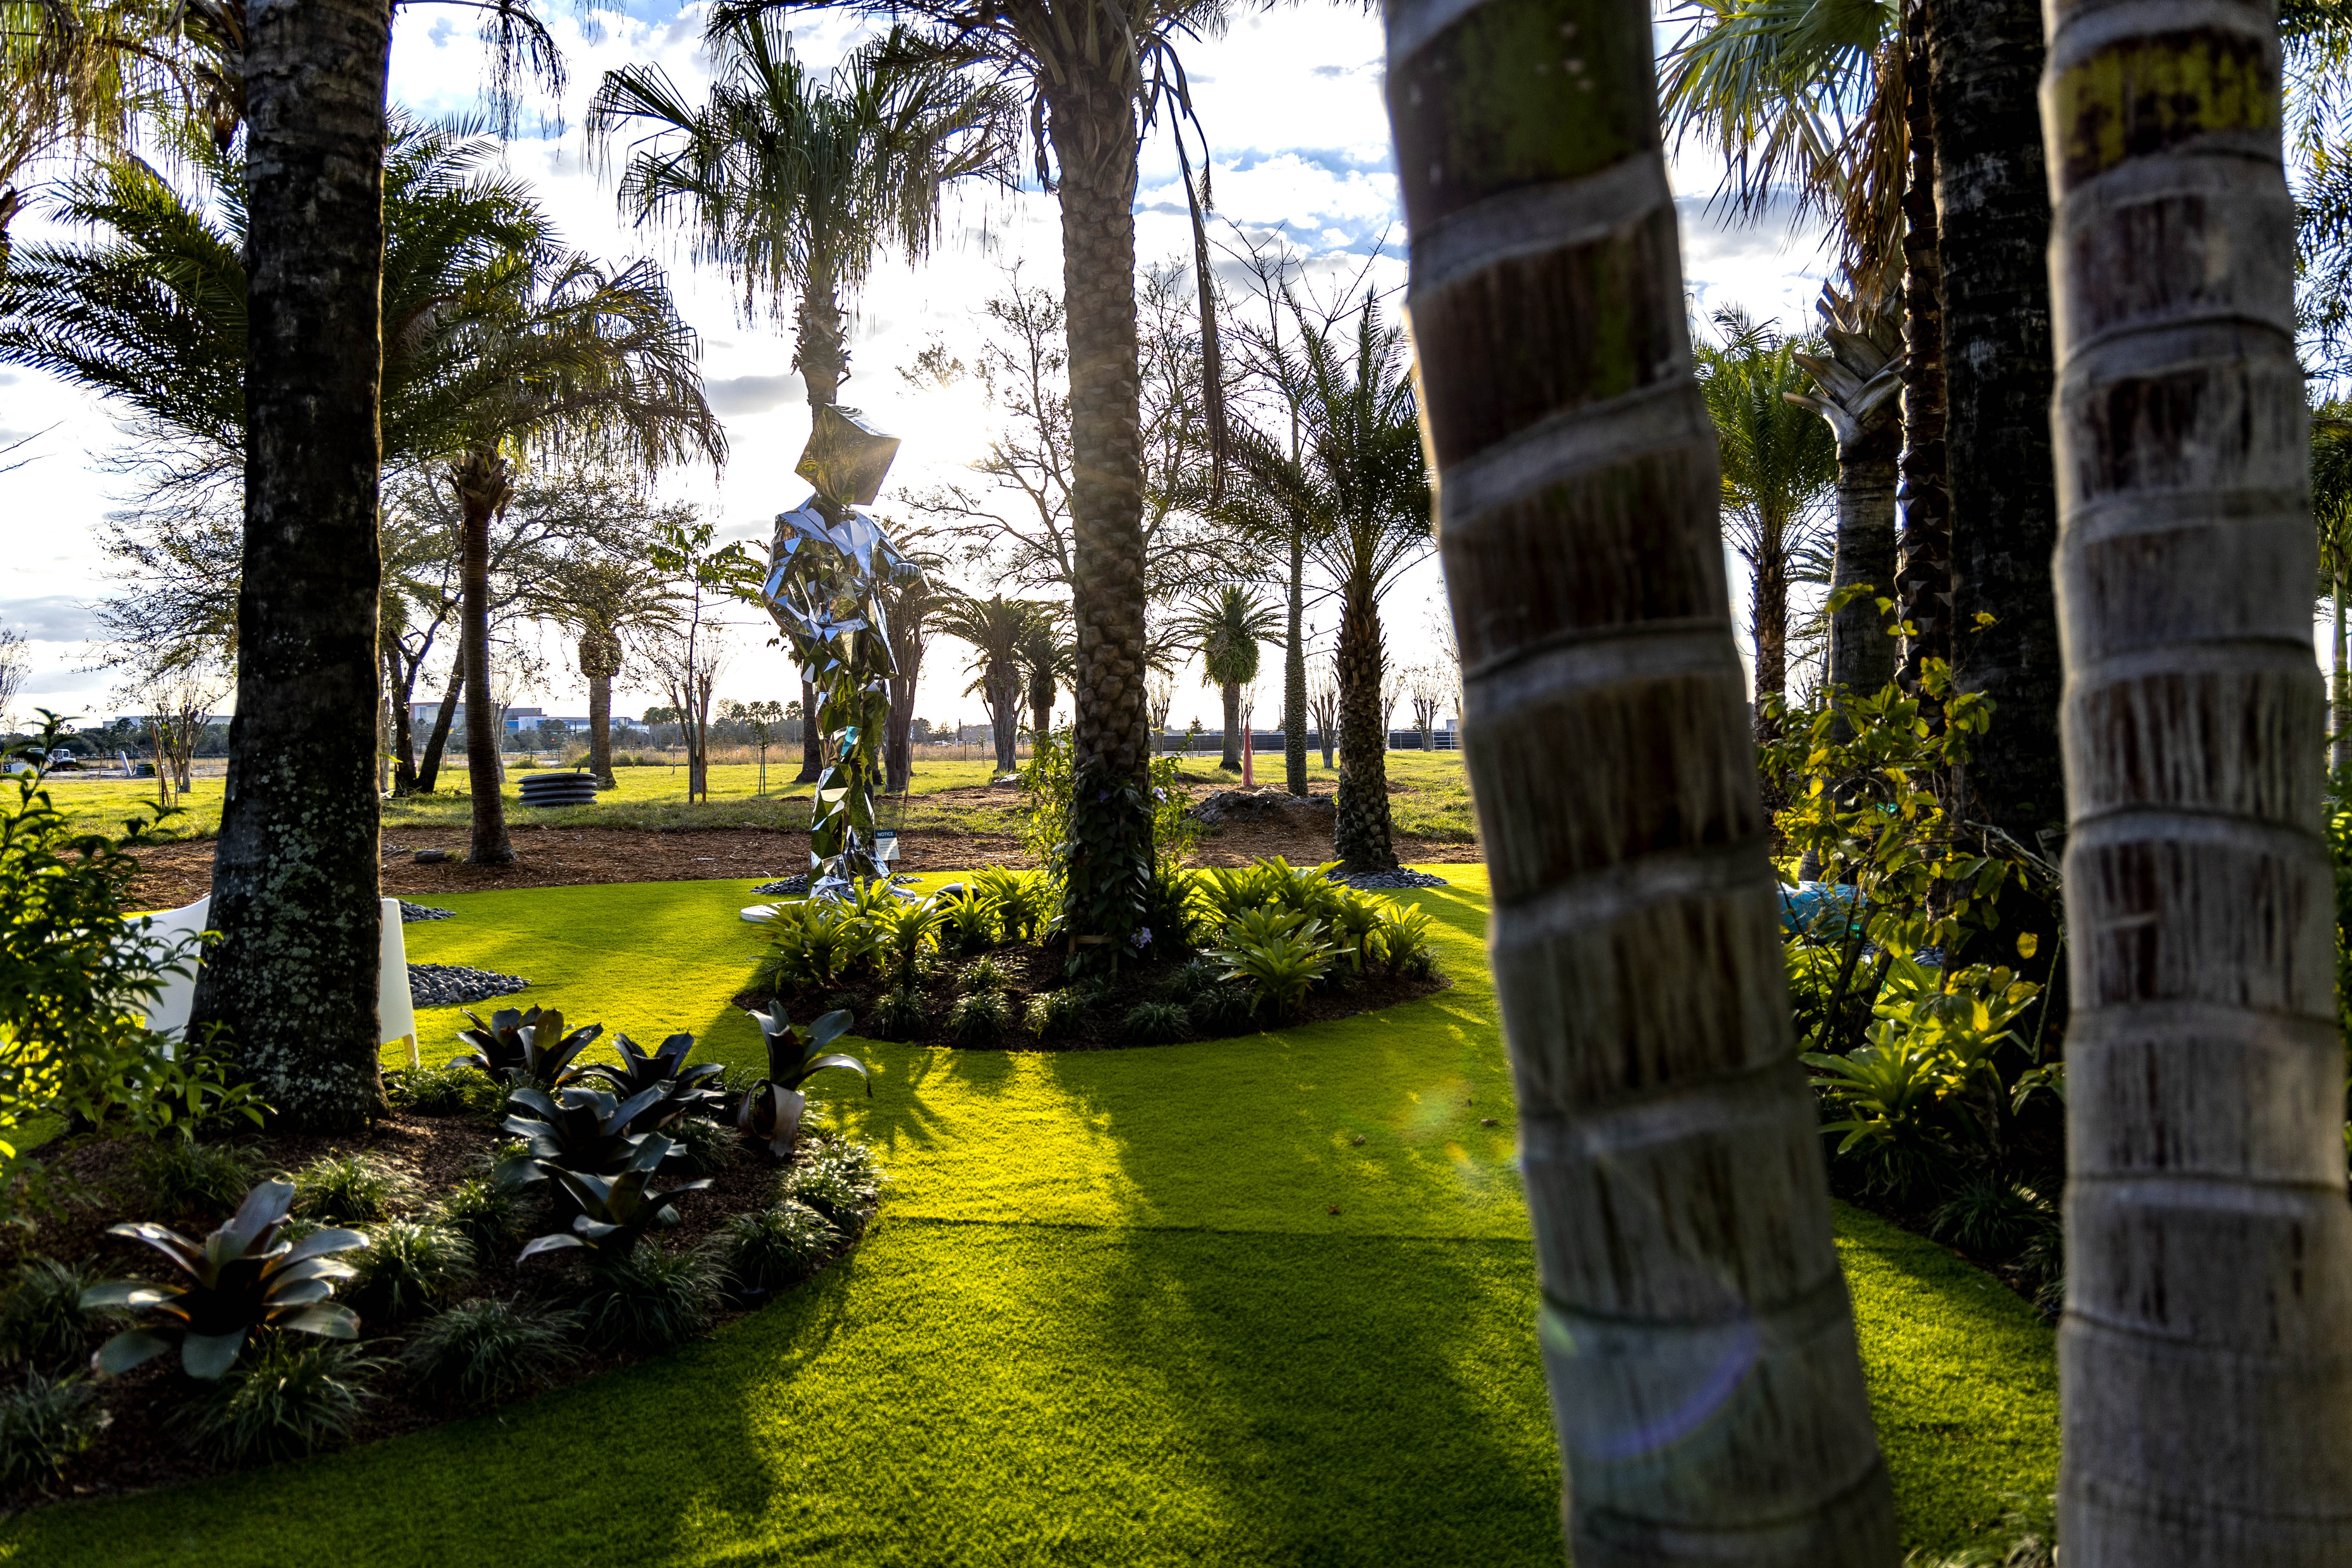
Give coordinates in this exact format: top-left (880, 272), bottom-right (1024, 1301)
top-left (2, 867), bottom-right (2055, 1564)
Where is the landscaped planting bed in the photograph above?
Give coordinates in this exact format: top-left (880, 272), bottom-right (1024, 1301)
top-left (0, 1012), bottom-right (882, 1507)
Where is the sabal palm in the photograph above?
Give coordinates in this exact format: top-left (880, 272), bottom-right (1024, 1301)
top-left (1170, 584), bottom-right (1280, 772)
top-left (1014, 608), bottom-right (1073, 744)
top-left (937, 593), bottom-right (1043, 773)
top-left (1236, 294), bottom-right (1430, 870)
top-left (529, 551), bottom-right (684, 787)
top-left (1694, 306), bottom-right (1837, 730)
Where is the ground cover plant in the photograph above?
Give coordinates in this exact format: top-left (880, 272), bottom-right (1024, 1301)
top-left (0, 1009), bottom-right (884, 1506)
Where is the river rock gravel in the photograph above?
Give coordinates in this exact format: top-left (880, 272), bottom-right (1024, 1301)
top-left (407, 963), bottom-right (528, 1008)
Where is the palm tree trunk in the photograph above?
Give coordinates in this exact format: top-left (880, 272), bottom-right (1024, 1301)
top-left (189, 0), bottom-right (393, 1133)
top-left (1285, 529), bottom-right (1308, 796)
top-left (794, 676), bottom-right (821, 784)
top-left (990, 668), bottom-right (1020, 774)
top-left (1049, 70), bottom-right (1154, 958)
top-left (2335, 570), bottom-right (2349, 777)
top-left (452, 450), bottom-right (514, 864)
top-left (1384, 0), bottom-right (1900, 1557)
top-left (1827, 416), bottom-right (1900, 697)
top-left (886, 637), bottom-right (924, 795)
top-left (1894, 0), bottom-right (1951, 689)
top-left (587, 669), bottom-right (613, 786)
top-left (1929, 0), bottom-right (2063, 845)
top-left (1752, 513), bottom-right (1791, 740)
top-left (784, 259), bottom-right (845, 789)
top-left (415, 643), bottom-right (462, 793)
top-left (2044, 1), bottom-right (2352, 1555)
top-left (1220, 681), bottom-right (1243, 772)
top-left (1332, 581), bottom-right (1397, 872)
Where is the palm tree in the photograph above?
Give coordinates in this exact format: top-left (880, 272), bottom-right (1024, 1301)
top-left (936, 593), bottom-right (1039, 774)
top-left (1169, 585), bottom-right (1281, 772)
top-left (1236, 294), bottom-right (1430, 871)
top-left (1695, 307), bottom-right (1838, 735)
top-left (1384, 2), bottom-right (1900, 1559)
top-left (1785, 272), bottom-right (1903, 698)
top-left (878, 553), bottom-right (952, 793)
top-left (2317, 406), bottom-right (2352, 775)
top-left (2045, 0), bottom-right (2352, 1553)
top-left (531, 548), bottom-right (683, 787)
top-left (1015, 606), bottom-right (1072, 747)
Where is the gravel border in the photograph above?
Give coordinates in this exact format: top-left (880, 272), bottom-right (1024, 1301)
top-left (407, 963), bottom-right (528, 1008)
top-left (398, 900), bottom-right (455, 923)
top-left (1329, 868), bottom-right (1452, 891)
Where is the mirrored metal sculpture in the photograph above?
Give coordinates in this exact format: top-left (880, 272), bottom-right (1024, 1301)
top-left (763, 405), bottom-right (918, 899)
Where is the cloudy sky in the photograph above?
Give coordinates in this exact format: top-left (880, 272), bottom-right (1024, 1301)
top-left (0, 2), bottom-right (1838, 733)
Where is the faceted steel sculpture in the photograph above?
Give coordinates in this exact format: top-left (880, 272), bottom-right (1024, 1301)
top-left (763, 406), bottom-right (918, 898)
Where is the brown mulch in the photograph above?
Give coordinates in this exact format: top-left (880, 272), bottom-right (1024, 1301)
top-left (0, 1108), bottom-right (859, 1509)
top-left (740, 943), bottom-right (1452, 1053)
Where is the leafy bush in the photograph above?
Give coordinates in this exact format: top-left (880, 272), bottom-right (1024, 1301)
top-left (662, 1112), bottom-right (741, 1175)
top-left (944, 889), bottom-right (1002, 955)
top-left (959, 954), bottom-right (1012, 995)
top-left (0, 1371), bottom-right (105, 1488)
top-left (451, 1006), bottom-right (601, 1095)
top-left (83, 1179), bottom-right (368, 1379)
top-left (1928, 1177), bottom-right (2055, 1260)
top-left (290, 1152), bottom-right (404, 1224)
top-left (1140, 862), bottom-right (1200, 956)
top-left (1164, 959), bottom-right (1222, 1004)
top-left (133, 1139), bottom-right (256, 1221)
top-left (947, 990), bottom-right (1011, 1045)
top-left (400, 1296), bottom-right (579, 1406)
top-left (1380, 905), bottom-right (1440, 980)
top-left (1121, 1001), bottom-right (1190, 1044)
top-left (781, 1138), bottom-right (883, 1229)
top-left (1328, 892), bottom-right (1388, 973)
top-left (752, 900), bottom-right (876, 995)
top-left (518, 1139), bottom-right (711, 1268)
top-left (869, 897), bottom-right (945, 986)
top-left (583, 1030), bottom-right (725, 1132)
top-left (573, 1243), bottom-right (722, 1352)
top-left (387, 1063), bottom-right (502, 1118)
top-left (347, 1221), bottom-right (475, 1323)
top-left (496, 1084), bottom-right (668, 1191)
top-left (971, 868), bottom-right (1047, 942)
top-left (1186, 984), bottom-right (1257, 1038)
top-left (710, 1200), bottom-right (837, 1295)
top-left (1023, 988), bottom-right (1086, 1041)
top-left (0, 1259), bottom-right (120, 1372)
top-left (1210, 924), bottom-right (1338, 1021)
top-left (172, 1334), bottom-right (382, 1463)
top-left (872, 984), bottom-right (928, 1041)
top-left (738, 1007), bottom-right (870, 1158)
top-left (428, 1178), bottom-right (520, 1257)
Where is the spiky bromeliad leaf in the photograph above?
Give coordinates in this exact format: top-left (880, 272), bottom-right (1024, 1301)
top-left (516, 1138), bottom-right (713, 1266)
top-left (495, 1083), bottom-right (668, 1189)
top-left (79, 1180), bottom-right (366, 1380)
top-left (737, 1007), bottom-right (870, 1159)
top-left (582, 1030), bottom-right (725, 1133)
top-left (450, 1006), bottom-right (603, 1092)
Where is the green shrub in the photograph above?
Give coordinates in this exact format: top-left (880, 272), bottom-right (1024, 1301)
top-left (348, 1221), bottom-right (475, 1323)
top-left (0, 1258), bottom-right (119, 1372)
top-left (133, 1138), bottom-right (256, 1220)
top-left (1187, 984), bottom-right (1257, 1038)
top-left (873, 984), bottom-right (928, 1040)
top-left (1210, 922), bottom-right (1337, 1020)
top-left (1121, 1001), bottom-right (1190, 1044)
top-left (959, 954), bottom-right (1012, 995)
top-left (970, 868), bottom-right (1046, 941)
top-left (711, 1200), bottom-right (837, 1295)
top-left (518, 1153), bottom-right (711, 1268)
top-left (870, 897), bottom-right (946, 985)
top-left (1023, 988), bottom-right (1086, 1041)
top-left (1141, 862), bottom-right (1200, 955)
top-left (1164, 959), bottom-right (1221, 1004)
top-left (388, 1063), bottom-right (502, 1118)
top-left (173, 1335), bottom-right (382, 1463)
top-left (290, 1152), bottom-right (404, 1223)
top-left (662, 1112), bottom-right (741, 1176)
top-left (738, 1007), bottom-right (870, 1159)
top-left (429, 1177), bottom-right (521, 1256)
top-left (0, 1371), bottom-right (105, 1488)
top-left (947, 989), bottom-right (1011, 1045)
top-left (574, 1243), bottom-right (723, 1353)
top-left (400, 1297), bottom-right (579, 1406)
top-left (1929, 1177), bottom-right (2055, 1261)
top-left (1328, 891), bottom-right (1389, 973)
top-left (781, 1139), bottom-right (882, 1229)
top-left (945, 890), bottom-right (1002, 954)
top-left (753, 900), bottom-right (876, 995)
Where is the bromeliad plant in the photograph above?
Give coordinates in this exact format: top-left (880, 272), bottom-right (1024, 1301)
top-left (517, 1138), bottom-right (712, 1268)
top-left (753, 898), bottom-right (878, 995)
top-left (1210, 922), bottom-right (1339, 1021)
top-left (80, 1180), bottom-right (366, 1379)
top-left (739, 1007), bottom-right (871, 1158)
top-left (451, 1007), bottom-right (602, 1094)
top-left (495, 1084), bottom-right (668, 1192)
top-left (584, 1031), bottom-right (725, 1132)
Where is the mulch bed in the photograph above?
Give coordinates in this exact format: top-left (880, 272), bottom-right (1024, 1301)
top-left (741, 942), bottom-right (1452, 1052)
top-left (0, 1106), bottom-right (859, 1510)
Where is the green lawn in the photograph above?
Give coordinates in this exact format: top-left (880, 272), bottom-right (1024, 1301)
top-left (0, 867), bottom-right (2054, 1565)
top-left (31, 750), bottom-right (1478, 845)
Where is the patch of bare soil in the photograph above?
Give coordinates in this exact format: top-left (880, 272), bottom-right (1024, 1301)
top-left (0, 1108), bottom-right (867, 1510)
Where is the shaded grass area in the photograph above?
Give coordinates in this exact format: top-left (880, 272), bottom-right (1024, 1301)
top-left (32, 752), bottom-right (1478, 845)
top-left (1, 867), bottom-right (2055, 1562)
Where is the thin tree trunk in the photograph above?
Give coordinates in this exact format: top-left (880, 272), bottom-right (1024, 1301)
top-left (1285, 529), bottom-right (1308, 796)
top-left (1752, 517), bottom-right (1790, 740)
top-left (452, 450), bottom-right (514, 864)
top-left (385, 642), bottom-right (420, 794)
top-left (1827, 419), bottom-right (1900, 697)
top-left (190, 0), bottom-right (392, 1132)
top-left (1219, 680), bottom-right (1243, 772)
top-left (1050, 71), bottom-right (1153, 958)
top-left (793, 676), bottom-right (821, 784)
top-left (990, 669), bottom-right (1020, 774)
top-left (1929, 0), bottom-right (2062, 844)
top-left (2045, 0), bottom-right (2352, 1556)
top-left (1894, 0), bottom-right (1951, 689)
top-left (1332, 581), bottom-right (1396, 871)
top-left (1384, 0), bottom-right (1900, 1556)
top-left (886, 623), bottom-right (925, 795)
top-left (2334, 573), bottom-right (2349, 776)
top-left (415, 643), bottom-right (462, 793)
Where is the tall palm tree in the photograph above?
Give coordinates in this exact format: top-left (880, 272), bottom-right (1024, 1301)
top-left (1169, 585), bottom-right (1280, 772)
top-left (1695, 307), bottom-right (1838, 734)
top-left (2045, 0), bottom-right (2352, 1554)
top-left (1237, 294), bottom-right (1430, 871)
top-left (937, 593), bottom-right (1039, 774)
top-left (1384, 0), bottom-right (1899, 1558)
top-left (878, 552), bottom-right (952, 793)
top-left (530, 548), bottom-right (682, 787)
top-left (1015, 606), bottom-right (1072, 746)
top-left (1785, 272), bottom-right (1903, 697)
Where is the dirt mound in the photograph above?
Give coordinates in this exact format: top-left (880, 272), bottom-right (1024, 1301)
top-left (1188, 788), bottom-right (1337, 827)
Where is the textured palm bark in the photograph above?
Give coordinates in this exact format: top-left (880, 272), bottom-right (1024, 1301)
top-left (2043, 3), bottom-right (2352, 1558)
top-left (1752, 539), bottom-right (1790, 737)
top-left (1050, 72), bottom-right (1153, 948)
top-left (452, 450), bottom-right (515, 866)
top-left (794, 676), bottom-right (821, 783)
top-left (1385, 0), bottom-right (1899, 1558)
top-left (987, 668), bottom-right (1020, 774)
top-left (1894, 0), bottom-right (1951, 689)
top-left (1333, 585), bottom-right (1397, 871)
top-left (1219, 681), bottom-right (1243, 771)
top-left (1028, 665), bottom-right (1054, 747)
top-left (2334, 580), bottom-right (2349, 775)
top-left (1285, 530), bottom-right (1308, 795)
top-left (190, 0), bottom-right (392, 1131)
top-left (414, 645), bottom-right (462, 793)
top-left (1828, 421), bottom-right (1900, 696)
top-left (1928, 0), bottom-right (2063, 845)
